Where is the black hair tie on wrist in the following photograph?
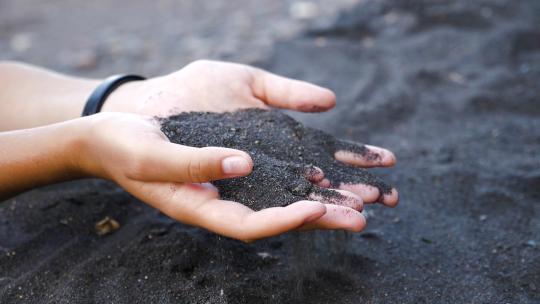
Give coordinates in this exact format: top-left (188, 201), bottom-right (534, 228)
top-left (82, 74), bottom-right (146, 116)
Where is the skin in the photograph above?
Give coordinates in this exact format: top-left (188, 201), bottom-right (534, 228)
top-left (0, 60), bottom-right (398, 242)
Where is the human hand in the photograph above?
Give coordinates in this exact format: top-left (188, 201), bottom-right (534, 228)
top-left (101, 60), bottom-right (337, 116)
top-left (76, 113), bottom-right (369, 242)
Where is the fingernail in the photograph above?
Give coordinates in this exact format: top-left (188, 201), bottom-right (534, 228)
top-left (222, 156), bottom-right (250, 176)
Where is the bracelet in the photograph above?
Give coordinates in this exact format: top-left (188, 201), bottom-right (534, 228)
top-left (82, 74), bottom-right (146, 116)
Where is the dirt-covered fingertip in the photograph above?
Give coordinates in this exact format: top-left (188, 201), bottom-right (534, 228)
top-left (339, 183), bottom-right (380, 204)
top-left (334, 189), bottom-right (364, 211)
top-left (380, 188), bottom-right (399, 207)
top-left (309, 189), bottom-right (363, 211)
top-left (317, 178), bottom-right (331, 188)
top-left (302, 165), bottom-right (325, 182)
top-left (334, 144), bottom-right (396, 168)
top-left (365, 145), bottom-right (396, 166)
top-left (348, 211), bottom-right (367, 232)
top-left (330, 205), bottom-right (366, 232)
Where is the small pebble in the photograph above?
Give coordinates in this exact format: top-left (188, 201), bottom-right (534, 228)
top-left (95, 216), bottom-right (120, 236)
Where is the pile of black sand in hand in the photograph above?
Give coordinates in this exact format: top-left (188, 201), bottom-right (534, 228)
top-left (161, 109), bottom-right (392, 210)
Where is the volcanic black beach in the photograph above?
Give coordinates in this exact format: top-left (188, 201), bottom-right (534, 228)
top-left (1, 0), bottom-right (539, 303)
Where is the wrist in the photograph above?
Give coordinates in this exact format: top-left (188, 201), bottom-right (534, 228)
top-left (57, 115), bottom-right (114, 181)
top-left (100, 79), bottom-right (148, 113)
top-left (68, 113), bottom-right (129, 181)
top-left (57, 117), bottom-right (97, 179)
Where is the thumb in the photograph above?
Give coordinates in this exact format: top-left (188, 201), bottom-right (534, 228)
top-left (128, 142), bottom-right (253, 183)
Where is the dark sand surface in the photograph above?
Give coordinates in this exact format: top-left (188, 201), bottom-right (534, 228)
top-left (1, 0), bottom-right (539, 303)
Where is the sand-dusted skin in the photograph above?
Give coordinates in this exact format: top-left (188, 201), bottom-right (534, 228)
top-left (161, 109), bottom-right (392, 211)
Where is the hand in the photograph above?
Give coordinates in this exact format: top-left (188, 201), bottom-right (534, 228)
top-left (77, 113), bottom-right (368, 242)
top-left (101, 60), bottom-right (337, 116)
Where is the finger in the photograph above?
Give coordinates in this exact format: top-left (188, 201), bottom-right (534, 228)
top-left (339, 183), bottom-right (380, 203)
top-left (121, 179), bottom-right (327, 241)
top-left (132, 143), bottom-right (253, 183)
top-left (302, 165), bottom-right (325, 183)
top-left (381, 188), bottom-right (399, 207)
top-left (316, 178), bottom-right (331, 188)
top-left (195, 200), bottom-right (327, 241)
top-left (339, 183), bottom-right (399, 207)
top-left (309, 189), bottom-right (363, 211)
top-left (299, 204), bottom-right (366, 232)
top-left (334, 145), bottom-right (396, 168)
top-left (250, 68), bottom-right (336, 112)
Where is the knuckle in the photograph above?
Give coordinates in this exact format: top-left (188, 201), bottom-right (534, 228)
top-left (186, 158), bottom-right (204, 183)
top-left (201, 148), bottom-right (223, 178)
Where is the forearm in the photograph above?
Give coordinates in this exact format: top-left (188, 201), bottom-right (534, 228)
top-left (0, 119), bottom-right (87, 200)
top-left (0, 61), bottom-right (100, 131)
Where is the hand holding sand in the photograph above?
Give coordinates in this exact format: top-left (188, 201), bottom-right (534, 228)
top-left (101, 60), bottom-right (398, 203)
top-left (0, 60), bottom-right (397, 242)
top-left (77, 111), bottom-right (397, 242)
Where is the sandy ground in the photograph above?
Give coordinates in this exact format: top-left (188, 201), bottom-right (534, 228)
top-left (1, 0), bottom-right (539, 303)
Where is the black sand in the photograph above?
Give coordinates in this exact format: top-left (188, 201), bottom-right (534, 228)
top-left (161, 109), bottom-right (391, 210)
top-left (1, 0), bottom-right (539, 303)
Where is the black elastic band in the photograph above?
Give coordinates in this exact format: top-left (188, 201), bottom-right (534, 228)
top-left (82, 74), bottom-right (146, 116)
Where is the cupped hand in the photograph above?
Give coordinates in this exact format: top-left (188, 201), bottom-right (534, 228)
top-left (77, 113), bottom-right (370, 242)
